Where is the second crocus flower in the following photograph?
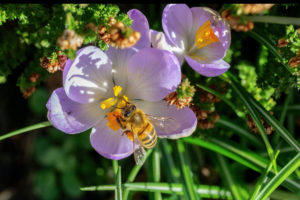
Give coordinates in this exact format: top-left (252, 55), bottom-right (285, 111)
top-left (150, 4), bottom-right (231, 77)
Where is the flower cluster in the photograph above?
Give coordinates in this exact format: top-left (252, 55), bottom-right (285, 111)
top-left (46, 4), bottom-right (231, 161)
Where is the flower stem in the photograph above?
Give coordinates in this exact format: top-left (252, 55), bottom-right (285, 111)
top-left (246, 16), bottom-right (300, 26)
top-left (0, 121), bottom-right (51, 141)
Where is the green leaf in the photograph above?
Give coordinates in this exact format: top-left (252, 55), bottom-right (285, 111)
top-left (148, 148), bottom-right (162, 200)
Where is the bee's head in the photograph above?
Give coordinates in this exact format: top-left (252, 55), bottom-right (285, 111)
top-left (122, 104), bottom-right (136, 118)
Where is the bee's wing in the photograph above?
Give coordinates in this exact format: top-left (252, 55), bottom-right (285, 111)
top-left (146, 115), bottom-right (180, 133)
top-left (133, 135), bottom-right (146, 166)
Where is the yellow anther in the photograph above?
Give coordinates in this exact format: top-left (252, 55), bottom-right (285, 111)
top-left (113, 85), bottom-right (122, 96)
top-left (100, 97), bottom-right (117, 110)
top-left (195, 20), bottom-right (219, 49)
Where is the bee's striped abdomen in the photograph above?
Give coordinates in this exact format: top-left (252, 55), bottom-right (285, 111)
top-left (138, 122), bottom-right (157, 149)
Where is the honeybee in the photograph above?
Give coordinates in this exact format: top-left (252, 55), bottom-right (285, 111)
top-left (114, 101), bottom-right (179, 165)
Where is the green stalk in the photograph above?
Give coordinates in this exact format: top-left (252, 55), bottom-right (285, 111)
top-left (115, 166), bottom-right (122, 200)
top-left (217, 154), bottom-right (244, 200)
top-left (122, 149), bottom-right (153, 200)
top-left (249, 150), bottom-right (280, 200)
top-left (176, 140), bottom-right (200, 200)
top-left (149, 148), bottom-right (162, 200)
top-left (255, 153), bottom-right (300, 200)
top-left (0, 121), bottom-right (51, 141)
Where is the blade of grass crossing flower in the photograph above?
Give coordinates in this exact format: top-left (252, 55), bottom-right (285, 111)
top-left (0, 121), bottom-right (51, 141)
top-left (115, 166), bottom-right (122, 200)
top-left (255, 153), bottom-right (300, 200)
top-left (217, 154), bottom-right (244, 200)
top-left (217, 118), bottom-right (264, 148)
top-left (122, 149), bottom-right (153, 200)
top-left (176, 140), bottom-right (200, 200)
top-left (229, 79), bottom-right (277, 173)
top-left (249, 150), bottom-right (280, 200)
top-left (82, 182), bottom-right (232, 199)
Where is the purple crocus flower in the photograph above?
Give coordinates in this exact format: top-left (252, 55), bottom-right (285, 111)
top-left (150, 4), bottom-right (231, 77)
top-left (46, 9), bottom-right (197, 160)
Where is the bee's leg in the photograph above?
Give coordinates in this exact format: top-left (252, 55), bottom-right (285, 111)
top-left (122, 130), bottom-right (133, 141)
top-left (114, 115), bottom-right (127, 129)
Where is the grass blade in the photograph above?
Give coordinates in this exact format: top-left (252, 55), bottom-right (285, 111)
top-left (255, 153), bottom-right (300, 200)
top-left (176, 140), bottom-right (200, 200)
top-left (0, 121), bottom-right (51, 141)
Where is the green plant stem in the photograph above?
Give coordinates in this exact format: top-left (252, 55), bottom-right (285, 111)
top-left (122, 149), bottom-right (153, 200)
top-left (0, 121), bottom-right (51, 141)
top-left (246, 16), bottom-right (300, 26)
top-left (255, 153), bottom-right (300, 200)
top-left (149, 148), bottom-right (162, 200)
top-left (81, 182), bottom-right (232, 199)
top-left (217, 154), bottom-right (243, 200)
top-left (115, 166), bottom-right (122, 200)
top-left (176, 140), bottom-right (200, 200)
top-left (249, 150), bottom-right (280, 200)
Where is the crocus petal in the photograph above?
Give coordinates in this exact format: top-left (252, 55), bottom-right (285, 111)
top-left (162, 4), bottom-right (193, 50)
top-left (63, 59), bottom-right (73, 87)
top-left (188, 42), bottom-right (225, 63)
top-left (128, 9), bottom-right (151, 50)
top-left (126, 48), bottom-right (181, 102)
top-left (64, 46), bottom-right (114, 104)
top-left (133, 100), bottom-right (197, 139)
top-left (90, 119), bottom-right (134, 160)
top-left (46, 88), bottom-right (105, 134)
top-left (185, 56), bottom-right (230, 77)
top-left (106, 47), bottom-right (137, 90)
top-left (190, 7), bottom-right (231, 52)
top-left (150, 29), bottom-right (185, 65)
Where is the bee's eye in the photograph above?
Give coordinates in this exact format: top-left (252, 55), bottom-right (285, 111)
top-left (132, 105), bottom-right (136, 111)
top-left (124, 110), bottom-right (130, 117)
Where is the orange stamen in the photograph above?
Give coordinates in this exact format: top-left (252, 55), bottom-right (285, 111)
top-left (195, 20), bottom-right (220, 49)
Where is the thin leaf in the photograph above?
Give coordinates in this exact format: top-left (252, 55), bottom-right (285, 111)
top-left (176, 140), bottom-right (200, 200)
top-left (255, 153), bottom-right (300, 200)
top-left (229, 77), bottom-right (277, 173)
top-left (217, 118), bottom-right (264, 148)
top-left (0, 121), bottom-right (51, 141)
top-left (148, 148), bottom-right (162, 200)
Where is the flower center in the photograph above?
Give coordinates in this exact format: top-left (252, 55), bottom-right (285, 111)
top-left (195, 20), bottom-right (219, 49)
top-left (100, 85), bottom-right (128, 131)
